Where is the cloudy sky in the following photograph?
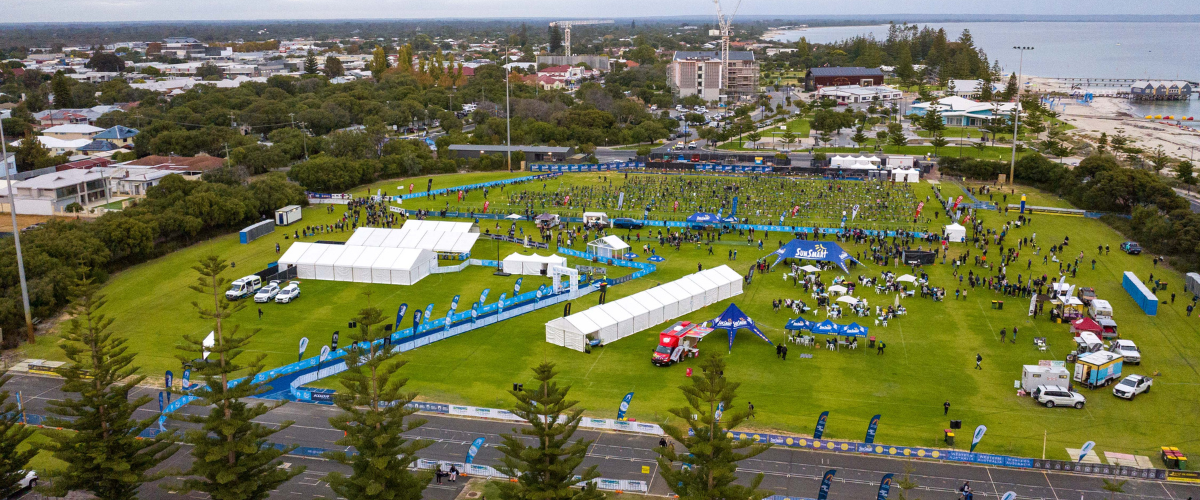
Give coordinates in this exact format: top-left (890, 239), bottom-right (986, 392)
top-left (5, 0), bottom-right (1200, 23)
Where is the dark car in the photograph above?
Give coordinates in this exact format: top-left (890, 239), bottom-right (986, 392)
top-left (612, 218), bottom-right (644, 229)
top-left (1120, 241), bottom-right (1142, 255)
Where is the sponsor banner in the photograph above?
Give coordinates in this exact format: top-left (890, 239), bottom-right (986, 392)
top-left (404, 401), bottom-right (450, 413)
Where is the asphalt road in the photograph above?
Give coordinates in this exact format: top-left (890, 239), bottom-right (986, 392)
top-left (8, 373), bottom-right (1200, 500)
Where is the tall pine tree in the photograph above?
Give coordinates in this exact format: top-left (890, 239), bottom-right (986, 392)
top-left (495, 362), bottom-right (603, 500)
top-left (170, 255), bottom-right (303, 500)
top-left (324, 304), bottom-right (432, 500)
top-left (303, 50), bottom-right (319, 75)
top-left (52, 72), bottom-right (73, 109)
top-left (655, 354), bottom-right (771, 500)
top-left (0, 369), bottom-right (36, 494)
top-left (42, 274), bottom-right (180, 500)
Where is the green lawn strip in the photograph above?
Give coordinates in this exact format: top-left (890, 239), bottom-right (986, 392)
top-left (18, 174), bottom-right (1200, 466)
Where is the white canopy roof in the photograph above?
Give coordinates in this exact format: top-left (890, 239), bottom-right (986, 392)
top-left (278, 242), bottom-right (312, 267)
top-left (592, 234), bottom-right (630, 251)
top-left (341, 226), bottom-right (479, 254)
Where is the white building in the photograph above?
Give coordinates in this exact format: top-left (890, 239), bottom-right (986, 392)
top-left (666, 51), bottom-right (759, 101)
top-left (816, 85), bottom-right (904, 103)
top-left (10, 168), bottom-right (111, 215)
top-left (910, 96), bottom-right (1019, 128)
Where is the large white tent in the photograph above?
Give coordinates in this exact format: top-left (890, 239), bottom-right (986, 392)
top-left (334, 246), bottom-right (365, 281)
top-left (599, 303), bottom-right (635, 339)
top-left (612, 297), bottom-right (650, 332)
top-left (294, 243), bottom-right (329, 279)
top-left (389, 248), bottom-right (436, 285)
top-left (544, 266), bottom-right (747, 352)
top-left (371, 248), bottom-right (404, 284)
top-left (352, 247), bottom-right (385, 283)
top-left (277, 242), bottom-right (312, 273)
top-left (893, 168), bottom-right (920, 183)
top-left (502, 253), bottom-right (568, 275)
top-left (646, 287), bottom-right (680, 319)
top-left (339, 225), bottom-right (480, 255)
top-left (580, 308), bottom-right (619, 344)
top-left (945, 223), bottom-right (967, 243)
top-left (632, 291), bottom-right (666, 326)
top-left (314, 245), bottom-right (346, 281)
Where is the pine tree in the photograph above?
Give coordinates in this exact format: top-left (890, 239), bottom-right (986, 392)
top-left (52, 72), bottom-right (73, 108)
top-left (304, 50), bottom-right (319, 75)
top-left (548, 26), bottom-right (564, 54)
top-left (895, 40), bottom-right (915, 85)
top-left (170, 255), bottom-right (304, 500)
top-left (42, 274), bottom-right (180, 500)
top-left (655, 354), bottom-right (771, 500)
top-left (931, 132), bottom-right (949, 157)
top-left (495, 362), bottom-right (603, 500)
top-left (1003, 72), bottom-right (1019, 101)
top-left (371, 46), bottom-right (389, 80)
top-left (851, 127), bottom-right (869, 149)
top-left (324, 304), bottom-right (432, 500)
top-left (0, 370), bottom-right (37, 494)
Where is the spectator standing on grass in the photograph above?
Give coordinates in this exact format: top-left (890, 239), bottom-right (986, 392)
top-left (944, 400), bottom-right (951, 415)
top-left (258, 307), bottom-right (263, 319)
top-left (1012, 326), bottom-right (1018, 343)
top-left (975, 353), bottom-right (983, 370)
top-left (1000, 328), bottom-right (1006, 342)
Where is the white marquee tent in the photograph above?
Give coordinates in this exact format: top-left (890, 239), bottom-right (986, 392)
top-left (334, 246), bottom-right (365, 282)
top-left (352, 247), bottom-right (385, 283)
top-left (945, 223), bottom-right (967, 243)
top-left (278, 242), bottom-right (312, 273)
top-left (502, 253), bottom-right (568, 275)
top-left (545, 265), bottom-right (746, 352)
top-left (341, 225), bottom-right (479, 255)
top-left (588, 235), bottom-right (630, 259)
top-left (293, 243), bottom-right (329, 280)
top-left (314, 245), bottom-right (346, 281)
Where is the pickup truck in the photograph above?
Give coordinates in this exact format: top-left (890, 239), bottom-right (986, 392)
top-left (1112, 374), bottom-right (1152, 399)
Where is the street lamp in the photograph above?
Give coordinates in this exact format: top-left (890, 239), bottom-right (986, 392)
top-left (0, 118), bottom-right (35, 344)
top-left (1009, 46), bottom-right (1034, 185)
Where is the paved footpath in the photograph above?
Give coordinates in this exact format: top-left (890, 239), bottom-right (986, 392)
top-left (8, 373), bottom-right (1200, 500)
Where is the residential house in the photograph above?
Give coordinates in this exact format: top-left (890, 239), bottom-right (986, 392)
top-left (94, 125), bottom-right (139, 146)
top-left (33, 105), bottom-right (127, 127)
top-left (77, 140), bottom-right (122, 156)
top-left (1130, 80), bottom-right (1193, 101)
top-left (10, 168), bottom-right (111, 215)
top-left (124, 154), bottom-right (226, 178)
top-left (42, 124), bottom-right (104, 140)
top-left (2, 152), bottom-right (14, 177)
top-left (100, 166), bottom-right (174, 196)
top-left (12, 136), bottom-right (92, 156)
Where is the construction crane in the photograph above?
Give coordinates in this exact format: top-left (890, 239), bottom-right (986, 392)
top-left (549, 19), bottom-right (613, 57)
top-left (712, 0), bottom-right (742, 96)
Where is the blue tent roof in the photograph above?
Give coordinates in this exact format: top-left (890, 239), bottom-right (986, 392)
top-left (709, 303), bottom-right (772, 351)
top-left (842, 322), bottom-right (869, 338)
top-left (686, 212), bottom-right (721, 224)
top-left (785, 317), bottom-right (813, 331)
top-left (811, 320), bottom-right (843, 335)
top-left (770, 239), bottom-right (863, 273)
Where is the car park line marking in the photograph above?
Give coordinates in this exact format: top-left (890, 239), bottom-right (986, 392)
top-left (1042, 472), bottom-right (1060, 500)
top-left (1159, 482), bottom-right (1176, 500)
top-left (582, 347), bottom-right (607, 379)
top-left (985, 467), bottom-right (1002, 499)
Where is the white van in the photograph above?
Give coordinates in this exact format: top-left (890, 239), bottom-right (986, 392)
top-left (226, 275), bottom-right (262, 300)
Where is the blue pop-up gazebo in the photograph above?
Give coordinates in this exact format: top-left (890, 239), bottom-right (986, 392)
top-left (811, 320), bottom-right (843, 335)
top-left (769, 239), bottom-right (864, 273)
top-left (686, 212), bottom-right (721, 224)
top-left (841, 322), bottom-right (870, 338)
top-left (785, 317), bottom-right (814, 331)
top-left (709, 303), bottom-right (773, 352)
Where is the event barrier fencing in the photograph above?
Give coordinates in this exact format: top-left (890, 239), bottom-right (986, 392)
top-left (395, 173), bottom-right (562, 200)
top-left (1004, 204), bottom-right (1132, 220)
top-left (726, 432), bottom-right (1169, 481)
top-left (481, 232), bottom-right (550, 249)
top-left (527, 162), bottom-right (643, 172)
top-left (692, 164), bottom-right (775, 173)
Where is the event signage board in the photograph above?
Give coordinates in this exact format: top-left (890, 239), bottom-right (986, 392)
top-left (1079, 441), bottom-right (1096, 462)
top-left (319, 345), bottom-right (330, 364)
top-left (877, 474), bottom-right (894, 500)
top-left (298, 337), bottom-right (309, 362)
top-left (465, 437), bottom-right (485, 464)
top-left (395, 304), bottom-right (407, 331)
top-left (617, 392), bottom-right (634, 420)
top-left (164, 370), bottom-right (173, 389)
top-left (971, 425), bottom-right (987, 452)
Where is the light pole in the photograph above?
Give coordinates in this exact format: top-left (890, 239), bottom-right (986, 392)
top-left (1009, 46), bottom-right (1033, 185)
top-left (0, 118), bottom-right (35, 344)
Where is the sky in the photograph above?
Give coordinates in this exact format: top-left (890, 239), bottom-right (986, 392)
top-left (5, 0), bottom-right (1200, 23)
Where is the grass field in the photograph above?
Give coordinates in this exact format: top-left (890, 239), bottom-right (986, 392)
top-left (18, 172), bottom-right (1200, 466)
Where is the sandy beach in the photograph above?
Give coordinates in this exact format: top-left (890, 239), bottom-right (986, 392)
top-left (1027, 75), bottom-right (1200, 161)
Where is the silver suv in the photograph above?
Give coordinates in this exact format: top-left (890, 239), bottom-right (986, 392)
top-left (1033, 385), bottom-right (1086, 409)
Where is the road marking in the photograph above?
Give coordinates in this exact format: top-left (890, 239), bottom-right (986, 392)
top-left (1043, 472), bottom-right (1060, 500)
top-left (985, 467), bottom-right (1001, 499)
top-left (1160, 481), bottom-right (1176, 500)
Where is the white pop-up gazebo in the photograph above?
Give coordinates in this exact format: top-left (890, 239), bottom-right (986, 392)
top-left (944, 223), bottom-right (967, 242)
top-left (588, 235), bottom-right (630, 259)
top-left (502, 252), bottom-right (568, 275)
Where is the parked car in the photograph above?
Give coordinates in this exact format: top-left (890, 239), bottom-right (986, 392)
top-left (1108, 339), bottom-right (1141, 364)
top-left (1112, 374), bottom-right (1152, 399)
top-left (1033, 385), bottom-right (1086, 409)
top-left (612, 218), bottom-right (644, 229)
top-left (1120, 241), bottom-right (1142, 255)
top-left (2, 470), bottom-right (37, 498)
top-left (253, 281), bottom-right (281, 303)
top-left (275, 281), bottom-right (301, 303)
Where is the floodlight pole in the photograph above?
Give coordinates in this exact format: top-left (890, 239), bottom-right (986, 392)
top-left (505, 40), bottom-right (513, 172)
top-left (1009, 46), bottom-right (1033, 185)
top-left (0, 118), bottom-right (36, 344)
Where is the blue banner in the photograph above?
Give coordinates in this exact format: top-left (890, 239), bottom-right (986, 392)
top-left (877, 473), bottom-right (894, 500)
top-left (771, 239), bottom-right (863, 273)
top-left (814, 411), bottom-right (828, 439)
top-left (395, 304), bottom-right (408, 330)
top-left (865, 415), bottom-right (881, 444)
top-left (817, 469), bottom-right (836, 500)
top-left (465, 437), bottom-right (485, 464)
top-left (447, 295), bottom-right (460, 327)
top-left (479, 289), bottom-right (490, 305)
top-left (298, 337), bottom-right (309, 362)
top-left (164, 370), bottom-right (173, 389)
top-left (514, 278), bottom-right (523, 295)
top-left (422, 304), bottom-right (435, 329)
top-left (158, 392), bottom-right (164, 412)
top-left (617, 392), bottom-right (634, 420)
top-left (971, 425), bottom-right (987, 452)
top-left (413, 309), bottom-right (424, 330)
top-left (498, 293), bottom-right (507, 311)
top-left (181, 368), bottom-right (191, 389)
top-left (732, 196), bottom-right (739, 216)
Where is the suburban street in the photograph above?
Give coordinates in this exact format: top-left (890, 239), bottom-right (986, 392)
top-left (7, 372), bottom-right (1200, 500)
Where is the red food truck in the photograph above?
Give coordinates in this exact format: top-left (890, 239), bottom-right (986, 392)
top-left (652, 321), bottom-right (713, 367)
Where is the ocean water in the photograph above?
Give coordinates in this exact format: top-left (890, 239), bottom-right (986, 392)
top-left (769, 21), bottom-right (1200, 125)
